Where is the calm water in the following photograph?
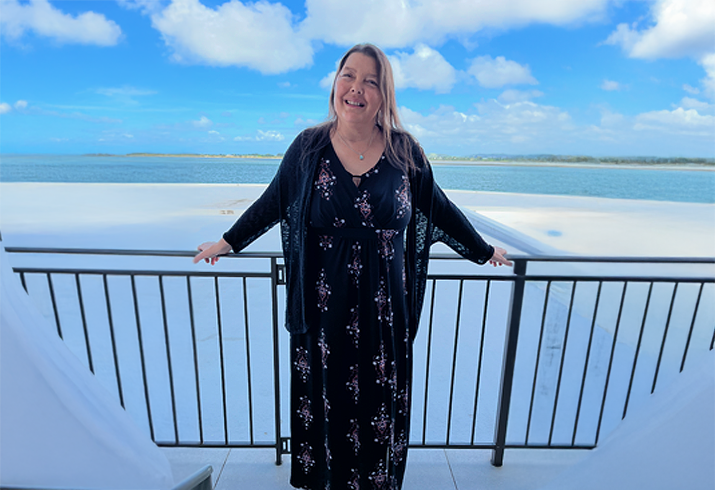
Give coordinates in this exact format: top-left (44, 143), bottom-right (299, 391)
top-left (2, 154), bottom-right (714, 203)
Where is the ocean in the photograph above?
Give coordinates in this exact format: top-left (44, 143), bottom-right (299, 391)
top-left (1, 154), bottom-right (713, 204)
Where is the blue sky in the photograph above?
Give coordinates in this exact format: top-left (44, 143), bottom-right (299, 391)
top-left (1, 0), bottom-right (713, 157)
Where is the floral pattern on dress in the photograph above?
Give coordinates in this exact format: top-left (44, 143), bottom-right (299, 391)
top-left (319, 235), bottom-right (333, 250)
top-left (314, 157), bottom-right (337, 200)
top-left (374, 279), bottom-right (393, 326)
top-left (395, 175), bottom-right (411, 220)
top-left (294, 346), bottom-right (310, 383)
top-left (346, 364), bottom-right (360, 404)
top-left (368, 460), bottom-right (389, 490)
top-left (318, 328), bottom-right (330, 369)
top-left (371, 403), bottom-right (391, 444)
top-left (297, 395), bottom-right (313, 430)
top-left (298, 443), bottom-right (315, 474)
top-left (348, 242), bottom-right (363, 285)
top-left (348, 468), bottom-right (360, 490)
top-left (377, 229), bottom-right (397, 261)
top-left (373, 342), bottom-right (387, 386)
top-left (316, 269), bottom-right (331, 312)
top-left (347, 418), bottom-right (360, 455)
top-left (354, 190), bottom-right (374, 227)
top-left (392, 430), bottom-right (408, 466)
top-left (346, 306), bottom-right (360, 348)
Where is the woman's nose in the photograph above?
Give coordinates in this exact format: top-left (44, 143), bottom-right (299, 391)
top-left (350, 83), bottom-right (363, 94)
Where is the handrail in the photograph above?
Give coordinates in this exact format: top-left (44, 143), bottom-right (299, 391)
top-left (7, 247), bottom-right (714, 466)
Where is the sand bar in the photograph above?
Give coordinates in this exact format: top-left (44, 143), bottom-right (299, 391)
top-left (0, 183), bottom-right (713, 258)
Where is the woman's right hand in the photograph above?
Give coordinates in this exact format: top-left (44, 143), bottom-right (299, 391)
top-left (193, 238), bottom-right (232, 265)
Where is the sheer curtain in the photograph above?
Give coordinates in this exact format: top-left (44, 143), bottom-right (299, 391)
top-left (0, 244), bottom-right (174, 489)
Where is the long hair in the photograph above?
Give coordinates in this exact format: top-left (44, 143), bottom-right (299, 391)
top-left (301, 44), bottom-right (419, 172)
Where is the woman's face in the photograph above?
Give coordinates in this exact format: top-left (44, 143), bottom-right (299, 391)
top-left (333, 52), bottom-right (383, 130)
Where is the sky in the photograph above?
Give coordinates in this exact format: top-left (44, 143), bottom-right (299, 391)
top-left (0, 0), bottom-right (713, 157)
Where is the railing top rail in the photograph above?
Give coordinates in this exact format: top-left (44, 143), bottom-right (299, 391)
top-left (5, 247), bottom-right (715, 264)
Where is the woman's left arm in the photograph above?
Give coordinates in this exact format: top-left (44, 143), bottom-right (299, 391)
top-left (414, 148), bottom-right (512, 267)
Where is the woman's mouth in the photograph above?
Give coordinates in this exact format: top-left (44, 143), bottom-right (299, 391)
top-left (345, 100), bottom-right (365, 107)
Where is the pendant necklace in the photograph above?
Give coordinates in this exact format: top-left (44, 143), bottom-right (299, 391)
top-left (336, 126), bottom-right (375, 161)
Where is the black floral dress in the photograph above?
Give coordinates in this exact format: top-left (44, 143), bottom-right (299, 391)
top-left (290, 143), bottom-right (413, 490)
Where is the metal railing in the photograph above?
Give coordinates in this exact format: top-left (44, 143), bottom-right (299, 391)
top-left (7, 247), bottom-right (714, 466)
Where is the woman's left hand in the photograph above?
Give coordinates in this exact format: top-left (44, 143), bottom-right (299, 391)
top-left (489, 246), bottom-right (513, 267)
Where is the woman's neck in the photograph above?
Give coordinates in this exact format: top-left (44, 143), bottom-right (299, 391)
top-left (334, 121), bottom-right (375, 143)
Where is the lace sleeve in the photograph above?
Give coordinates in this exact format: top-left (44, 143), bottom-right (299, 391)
top-left (413, 147), bottom-right (494, 265)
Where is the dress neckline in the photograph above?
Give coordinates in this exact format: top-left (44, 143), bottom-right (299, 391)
top-left (327, 141), bottom-right (384, 188)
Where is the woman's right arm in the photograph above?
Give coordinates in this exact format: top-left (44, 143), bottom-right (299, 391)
top-left (192, 130), bottom-right (307, 265)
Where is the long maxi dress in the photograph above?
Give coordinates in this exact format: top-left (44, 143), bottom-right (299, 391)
top-left (290, 143), bottom-right (413, 490)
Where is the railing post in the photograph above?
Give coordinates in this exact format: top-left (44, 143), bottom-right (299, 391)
top-left (491, 259), bottom-right (527, 466)
top-left (271, 258), bottom-right (284, 465)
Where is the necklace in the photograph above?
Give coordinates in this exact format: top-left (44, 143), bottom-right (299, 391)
top-left (336, 127), bottom-right (375, 161)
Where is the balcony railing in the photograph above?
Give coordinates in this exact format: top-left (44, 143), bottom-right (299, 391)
top-left (7, 247), bottom-right (714, 466)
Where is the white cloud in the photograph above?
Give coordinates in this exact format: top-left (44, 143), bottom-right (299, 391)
top-left (678, 97), bottom-right (713, 112)
top-left (635, 107), bottom-right (715, 135)
top-left (13, 100), bottom-right (28, 110)
top-left (234, 129), bottom-right (285, 141)
top-left (0, 103), bottom-right (11, 114)
top-left (320, 70), bottom-right (337, 90)
top-left (96, 86), bottom-right (157, 97)
top-left (192, 115), bottom-right (212, 128)
top-left (467, 55), bottom-right (538, 88)
top-left (389, 44), bottom-right (458, 93)
top-left (700, 53), bottom-right (715, 100)
top-left (117, 0), bottom-right (165, 15)
top-left (0, 0), bottom-right (122, 46)
top-left (683, 84), bottom-right (700, 95)
top-left (399, 99), bottom-right (571, 150)
top-left (256, 130), bottom-right (285, 141)
top-left (208, 130), bottom-right (220, 135)
top-left (604, 0), bottom-right (714, 60)
top-left (498, 89), bottom-right (544, 104)
top-left (601, 79), bottom-right (622, 91)
top-left (151, 0), bottom-right (313, 74)
top-left (300, 0), bottom-right (610, 48)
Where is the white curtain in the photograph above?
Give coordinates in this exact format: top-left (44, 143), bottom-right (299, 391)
top-left (0, 245), bottom-right (174, 489)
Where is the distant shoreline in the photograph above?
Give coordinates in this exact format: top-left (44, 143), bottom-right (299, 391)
top-left (80, 152), bottom-right (715, 171)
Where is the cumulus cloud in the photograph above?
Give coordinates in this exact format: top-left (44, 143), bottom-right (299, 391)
top-left (399, 98), bottom-right (571, 150)
top-left (683, 84), bottom-right (700, 95)
top-left (497, 89), bottom-right (544, 103)
top-left (320, 70), bottom-right (337, 90)
top-left (0, 103), bottom-right (11, 114)
top-left (604, 0), bottom-right (714, 60)
top-left (150, 0), bottom-right (313, 74)
top-left (678, 97), bottom-right (713, 112)
top-left (467, 55), bottom-right (538, 88)
top-left (601, 79), bottom-right (622, 91)
top-left (192, 115), bottom-right (212, 128)
top-left (389, 44), bottom-right (458, 93)
top-left (13, 100), bottom-right (28, 110)
top-left (0, 0), bottom-right (122, 46)
top-left (300, 0), bottom-right (610, 48)
top-left (234, 129), bottom-right (285, 141)
top-left (635, 107), bottom-right (715, 135)
top-left (604, 0), bottom-right (715, 99)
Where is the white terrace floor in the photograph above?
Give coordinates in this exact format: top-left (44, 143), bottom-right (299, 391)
top-left (163, 447), bottom-right (591, 490)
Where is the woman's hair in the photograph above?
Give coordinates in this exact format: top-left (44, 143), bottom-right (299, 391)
top-left (301, 43), bottom-right (420, 172)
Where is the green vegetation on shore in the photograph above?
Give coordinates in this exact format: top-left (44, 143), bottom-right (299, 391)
top-left (426, 153), bottom-right (715, 166)
top-left (82, 152), bottom-right (714, 166)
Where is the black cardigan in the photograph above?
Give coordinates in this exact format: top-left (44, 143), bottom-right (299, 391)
top-left (223, 128), bottom-right (494, 336)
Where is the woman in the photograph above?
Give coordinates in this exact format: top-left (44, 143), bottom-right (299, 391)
top-left (194, 43), bottom-right (511, 490)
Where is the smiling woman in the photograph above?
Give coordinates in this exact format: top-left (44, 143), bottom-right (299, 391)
top-left (193, 43), bottom-right (510, 490)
